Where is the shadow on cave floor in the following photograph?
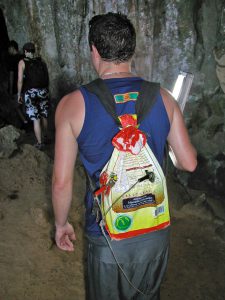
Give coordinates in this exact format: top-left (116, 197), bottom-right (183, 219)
top-left (16, 118), bottom-right (55, 160)
top-left (161, 211), bottom-right (225, 300)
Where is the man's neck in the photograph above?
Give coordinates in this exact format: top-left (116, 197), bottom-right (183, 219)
top-left (98, 61), bottom-right (134, 79)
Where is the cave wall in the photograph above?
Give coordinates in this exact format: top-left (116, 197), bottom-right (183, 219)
top-left (152, 0), bottom-right (223, 96)
top-left (1, 0), bottom-right (224, 99)
top-left (1, 0), bottom-right (225, 198)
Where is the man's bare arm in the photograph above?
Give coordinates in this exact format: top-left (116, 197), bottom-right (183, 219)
top-left (161, 88), bottom-right (197, 172)
top-left (17, 60), bottom-right (25, 102)
top-left (52, 90), bottom-right (84, 251)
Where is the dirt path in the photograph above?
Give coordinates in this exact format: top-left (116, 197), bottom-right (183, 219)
top-left (0, 142), bottom-right (224, 300)
top-left (161, 212), bottom-right (225, 300)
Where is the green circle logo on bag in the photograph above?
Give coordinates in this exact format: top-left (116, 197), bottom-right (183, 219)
top-left (114, 215), bottom-right (132, 231)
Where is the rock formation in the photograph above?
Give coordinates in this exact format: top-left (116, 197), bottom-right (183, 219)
top-left (0, 0), bottom-right (224, 97)
top-left (0, 1), bottom-right (225, 208)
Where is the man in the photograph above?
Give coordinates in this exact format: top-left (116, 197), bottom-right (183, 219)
top-left (17, 42), bottom-right (49, 149)
top-left (52, 13), bottom-right (197, 300)
top-left (7, 40), bottom-right (27, 125)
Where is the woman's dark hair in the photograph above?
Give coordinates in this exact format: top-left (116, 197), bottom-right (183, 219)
top-left (89, 12), bottom-right (136, 63)
top-left (23, 42), bottom-right (35, 53)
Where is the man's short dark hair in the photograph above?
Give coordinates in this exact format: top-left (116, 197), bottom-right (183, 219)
top-left (89, 12), bottom-right (136, 64)
top-left (23, 42), bottom-right (35, 53)
top-left (8, 40), bottom-right (18, 51)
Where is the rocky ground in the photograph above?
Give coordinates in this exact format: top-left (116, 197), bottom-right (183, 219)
top-left (0, 125), bottom-right (225, 300)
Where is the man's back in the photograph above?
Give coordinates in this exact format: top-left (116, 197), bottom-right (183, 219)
top-left (78, 76), bottom-right (170, 236)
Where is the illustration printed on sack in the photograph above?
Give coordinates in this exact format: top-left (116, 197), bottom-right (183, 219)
top-left (100, 148), bottom-right (165, 214)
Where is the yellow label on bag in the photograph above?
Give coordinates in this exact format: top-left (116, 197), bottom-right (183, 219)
top-left (100, 144), bottom-right (170, 240)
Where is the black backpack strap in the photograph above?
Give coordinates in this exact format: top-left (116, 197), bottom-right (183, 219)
top-left (85, 78), bottom-right (120, 126)
top-left (84, 78), bottom-right (160, 126)
top-left (135, 81), bottom-right (160, 124)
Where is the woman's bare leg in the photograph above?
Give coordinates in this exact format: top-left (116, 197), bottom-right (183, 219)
top-left (33, 119), bottom-right (42, 144)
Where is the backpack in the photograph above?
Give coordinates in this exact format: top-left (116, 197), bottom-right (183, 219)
top-left (85, 79), bottom-right (170, 240)
top-left (24, 57), bottom-right (49, 89)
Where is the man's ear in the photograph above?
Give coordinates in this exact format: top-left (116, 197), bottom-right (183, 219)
top-left (91, 45), bottom-right (100, 59)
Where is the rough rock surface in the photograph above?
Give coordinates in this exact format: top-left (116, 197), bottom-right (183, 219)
top-left (177, 93), bottom-right (225, 203)
top-left (0, 125), bottom-right (20, 158)
top-left (1, 1), bottom-right (225, 201)
top-left (1, 0), bottom-right (224, 97)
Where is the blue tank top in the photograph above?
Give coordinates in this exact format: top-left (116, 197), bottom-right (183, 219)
top-left (78, 77), bottom-right (170, 236)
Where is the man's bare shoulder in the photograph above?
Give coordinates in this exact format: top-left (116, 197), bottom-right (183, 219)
top-left (160, 87), bottom-right (178, 124)
top-left (160, 87), bottom-right (176, 104)
top-left (56, 89), bottom-right (85, 138)
top-left (57, 89), bottom-right (83, 113)
top-left (18, 59), bottom-right (25, 68)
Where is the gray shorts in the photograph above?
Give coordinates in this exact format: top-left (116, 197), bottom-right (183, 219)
top-left (86, 227), bottom-right (170, 300)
